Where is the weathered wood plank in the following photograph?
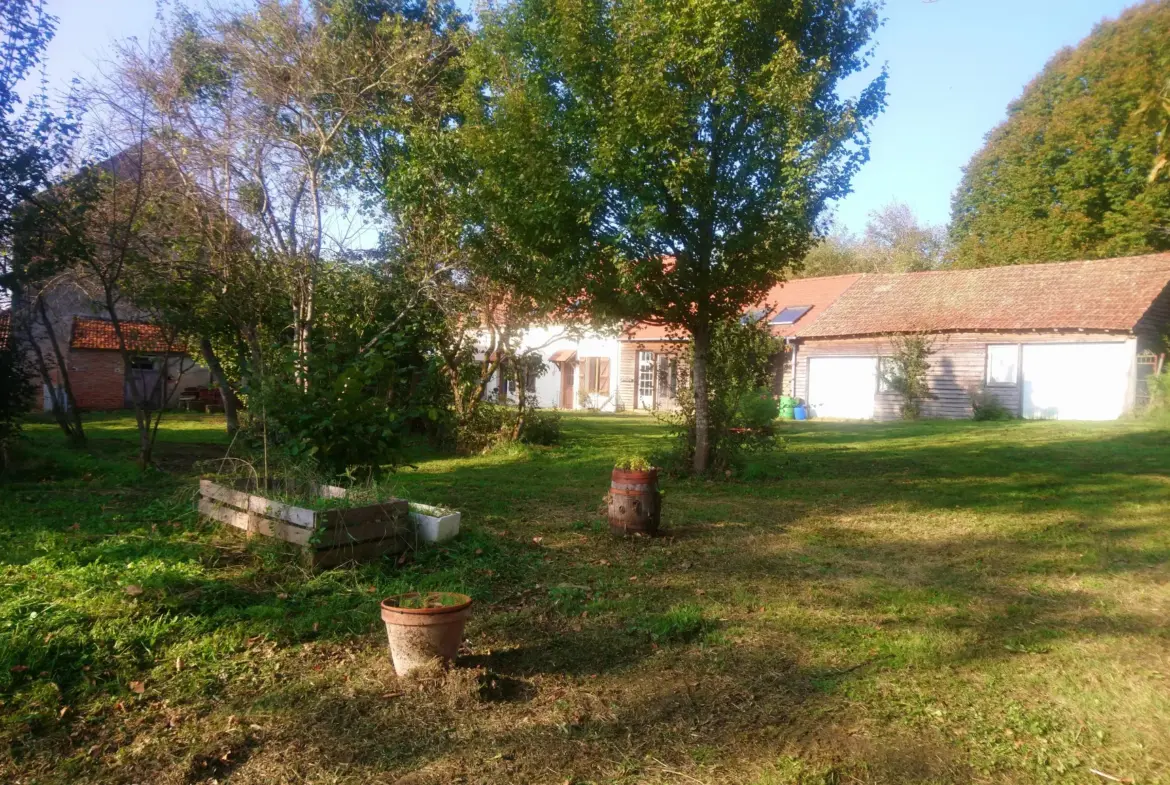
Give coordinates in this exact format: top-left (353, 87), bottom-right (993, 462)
top-left (197, 498), bottom-right (316, 546)
top-left (315, 515), bottom-right (410, 548)
top-left (199, 479), bottom-right (316, 528)
top-left (309, 536), bottom-right (409, 569)
top-left (320, 499), bottom-right (409, 529)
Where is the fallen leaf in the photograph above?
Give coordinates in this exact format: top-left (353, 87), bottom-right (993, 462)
top-left (628, 575), bottom-right (638, 582)
top-left (125, 585), bottom-right (143, 597)
top-left (129, 681), bottom-right (145, 695)
top-left (276, 592), bottom-right (289, 600)
top-left (10, 665), bottom-right (28, 673)
top-left (532, 536), bottom-right (544, 544)
top-left (175, 657), bottom-right (182, 672)
top-left (474, 548), bottom-right (483, 555)
top-left (58, 706), bottom-right (69, 719)
top-left (312, 622), bottom-right (319, 632)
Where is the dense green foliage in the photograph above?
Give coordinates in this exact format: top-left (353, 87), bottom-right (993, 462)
top-left (247, 263), bottom-right (450, 474)
top-left (950, 1), bottom-right (1170, 267)
top-left (797, 201), bottom-right (948, 277)
top-left (460, 0), bottom-right (886, 472)
top-left (0, 331), bottom-right (33, 470)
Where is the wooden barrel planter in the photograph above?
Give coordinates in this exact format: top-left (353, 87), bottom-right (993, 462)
top-left (608, 467), bottom-right (661, 536)
top-left (198, 479), bottom-right (411, 568)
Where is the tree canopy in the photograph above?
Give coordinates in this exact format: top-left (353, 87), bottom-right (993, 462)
top-left (949, 1), bottom-right (1170, 268)
top-left (460, 0), bottom-right (886, 472)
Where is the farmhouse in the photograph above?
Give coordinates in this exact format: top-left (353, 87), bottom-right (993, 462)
top-left (621, 253), bottom-right (1170, 421)
top-left (13, 279), bottom-right (210, 412)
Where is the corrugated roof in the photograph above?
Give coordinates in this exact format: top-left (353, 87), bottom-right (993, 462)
top-left (623, 273), bottom-right (862, 341)
top-left (798, 254), bottom-right (1170, 339)
top-left (70, 316), bottom-right (179, 353)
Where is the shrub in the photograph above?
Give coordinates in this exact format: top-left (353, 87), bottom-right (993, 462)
top-left (736, 387), bottom-right (780, 429)
top-left (455, 403), bottom-right (562, 454)
top-left (1146, 372), bottom-right (1170, 411)
top-left (0, 330), bottom-right (34, 471)
top-left (658, 317), bottom-right (785, 475)
top-left (519, 407), bottom-right (561, 446)
top-left (970, 386), bottom-right (1014, 421)
top-left (881, 333), bottom-right (936, 419)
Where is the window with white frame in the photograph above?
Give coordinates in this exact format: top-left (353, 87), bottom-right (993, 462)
top-left (986, 344), bottom-right (1019, 385)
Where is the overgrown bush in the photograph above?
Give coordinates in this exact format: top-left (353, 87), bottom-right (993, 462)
top-left (246, 264), bottom-right (451, 476)
top-left (455, 403), bottom-right (562, 454)
top-left (970, 386), bottom-right (1014, 421)
top-left (0, 330), bottom-right (34, 471)
top-left (1146, 372), bottom-right (1170, 412)
top-left (658, 316), bottom-right (784, 475)
top-left (881, 333), bottom-right (936, 419)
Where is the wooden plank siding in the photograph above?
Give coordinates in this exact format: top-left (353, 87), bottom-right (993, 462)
top-left (619, 341), bottom-right (686, 412)
top-left (794, 331), bottom-right (1133, 421)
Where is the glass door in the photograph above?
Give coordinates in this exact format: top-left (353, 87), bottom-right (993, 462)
top-left (637, 351), bottom-right (655, 409)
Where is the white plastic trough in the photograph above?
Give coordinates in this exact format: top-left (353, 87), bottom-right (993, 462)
top-left (409, 503), bottom-right (462, 544)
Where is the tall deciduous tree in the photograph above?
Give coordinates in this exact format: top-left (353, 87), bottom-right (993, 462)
top-left (0, 0), bottom-right (85, 446)
top-left (950, 1), bottom-right (1170, 268)
top-left (460, 0), bottom-right (886, 473)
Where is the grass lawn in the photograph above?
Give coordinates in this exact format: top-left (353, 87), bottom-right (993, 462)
top-left (2, 412), bottom-right (1169, 784)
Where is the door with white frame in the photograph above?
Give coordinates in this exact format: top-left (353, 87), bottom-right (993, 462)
top-left (637, 351), bottom-right (656, 409)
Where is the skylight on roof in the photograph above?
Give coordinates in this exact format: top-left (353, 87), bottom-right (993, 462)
top-left (771, 305), bottom-right (813, 325)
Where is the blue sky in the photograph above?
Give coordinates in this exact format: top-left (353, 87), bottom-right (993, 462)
top-left (36, 0), bottom-right (1138, 234)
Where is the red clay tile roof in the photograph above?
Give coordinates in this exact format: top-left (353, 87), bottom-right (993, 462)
top-left (70, 316), bottom-right (179, 353)
top-left (798, 254), bottom-right (1170, 339)
top-left (622, 273), bottom-right (863, 341)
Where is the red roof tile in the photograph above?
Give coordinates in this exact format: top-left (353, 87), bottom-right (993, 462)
top-left (798, 254), bottom-right (1170, 339)
top-left (622, 274), bottom-right (862, 341)
top-left (70, 316), bottom-right (179, 353)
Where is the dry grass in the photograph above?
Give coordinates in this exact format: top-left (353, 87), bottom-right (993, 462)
top-left (2, 413), bottom-right (1169, 784)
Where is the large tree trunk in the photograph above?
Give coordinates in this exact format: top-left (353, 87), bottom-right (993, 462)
top-left (200, 337), bottom-right (240, 434)
top-left (691, 320), bottom-right (711, 475)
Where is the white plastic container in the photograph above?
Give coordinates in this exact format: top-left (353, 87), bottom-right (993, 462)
top-left (409, 503), bottom-right (462, 543)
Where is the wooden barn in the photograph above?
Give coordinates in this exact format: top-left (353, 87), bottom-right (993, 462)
top-left (791, 254), bottom-right (1170, 421)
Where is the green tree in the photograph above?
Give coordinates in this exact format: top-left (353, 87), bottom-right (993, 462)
top-left (0, 0), bottom-right (86, 448)
top-left (950, 1), bottom-right (1170, 268)
top-left (462, 0), bottom-right (886, 473)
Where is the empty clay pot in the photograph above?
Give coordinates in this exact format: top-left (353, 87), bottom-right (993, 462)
top-left (380, 592), bottom-right (472, 676)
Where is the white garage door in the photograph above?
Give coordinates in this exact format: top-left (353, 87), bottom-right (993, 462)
top-left (807, 357), bottom-right (878, 419)
top-left (1021, 343), bottom-right (1133, 420)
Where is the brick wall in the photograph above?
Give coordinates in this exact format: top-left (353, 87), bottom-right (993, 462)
top-left (65, 349), bottom-right (125, 410)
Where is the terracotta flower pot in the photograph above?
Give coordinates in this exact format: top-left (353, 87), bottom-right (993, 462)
top-left (608, 467), bottom-right (661, 536)
top-left (380, 592), bottom-right (472, 676)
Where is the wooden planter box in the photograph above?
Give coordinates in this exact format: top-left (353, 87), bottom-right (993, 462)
top-left (198, 479), bottom-right (410, 568)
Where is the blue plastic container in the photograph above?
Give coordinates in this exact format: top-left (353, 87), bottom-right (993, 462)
top-left (793, 405), bottom-right (808, 421)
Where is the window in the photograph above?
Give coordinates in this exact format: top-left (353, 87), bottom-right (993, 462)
top-left (129, 356), bottom-right (157, 371)
top-left (638, 351), bottom-right (655, 402)
top-left (582, 357), bottom-right (610, 395)
top-left (771, 305), bottom-right (813, 325)
top-left (986, 344), bottom-right (1019, 385)
top-left (657, 356), bottom-right (679, 398)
